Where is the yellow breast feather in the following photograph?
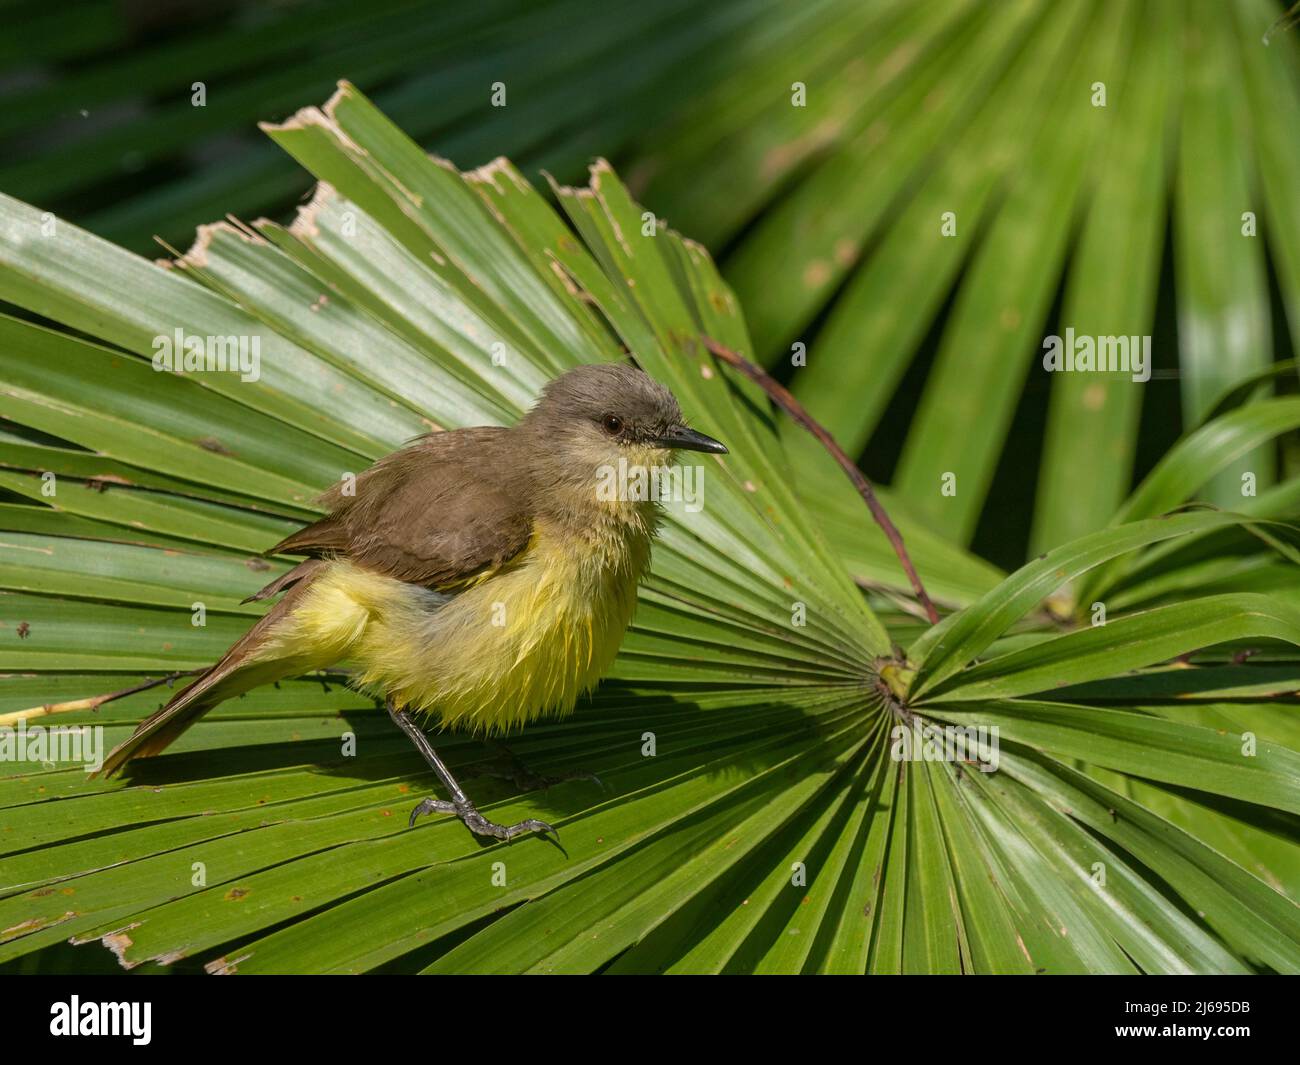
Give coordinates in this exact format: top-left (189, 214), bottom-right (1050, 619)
top-left (258, 517), bottom-right (651, 734)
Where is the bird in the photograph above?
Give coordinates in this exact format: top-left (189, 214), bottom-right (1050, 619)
top-left (96, 362), bottom-right (727, 842)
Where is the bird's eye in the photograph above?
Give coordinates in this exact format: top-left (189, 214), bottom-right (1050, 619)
top-left (601, 414), bottom-right (624, 435)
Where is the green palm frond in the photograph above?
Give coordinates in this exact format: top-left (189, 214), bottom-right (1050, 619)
top-left (0, 0), bottom-right (799, 255)
top-left (8, 0), bottom-right (1299, 562)
top-left (0, 83), bottom-right (1297, 974)
top-left (637, 0), bottom-right (1300, 558)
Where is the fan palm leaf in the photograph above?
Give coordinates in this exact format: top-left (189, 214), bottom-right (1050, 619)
top-left (0, 84), bottom-right (1296, 974)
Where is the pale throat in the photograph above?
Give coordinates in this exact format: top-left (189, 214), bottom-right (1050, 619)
top-left (536, 440), bottom-right (667, 532)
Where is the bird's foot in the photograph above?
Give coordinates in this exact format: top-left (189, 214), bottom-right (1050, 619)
top-left (482, 739), bottom-right (604, 793)
top-left (408, 795), bottom-right (556, 843)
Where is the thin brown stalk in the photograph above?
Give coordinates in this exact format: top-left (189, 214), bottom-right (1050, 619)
top-left (0, 670), bottom-right (204, 728)
top-left (702, 336), bottom-right (940, 625)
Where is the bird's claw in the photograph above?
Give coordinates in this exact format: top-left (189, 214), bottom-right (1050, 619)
top-left (408, 796), bottom-right (557, 843)
top-left (408, 796), bottom-right (455, 828)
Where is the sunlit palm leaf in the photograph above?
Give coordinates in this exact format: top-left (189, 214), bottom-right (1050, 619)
top-left (0, 84), bottom-right (1296, 974)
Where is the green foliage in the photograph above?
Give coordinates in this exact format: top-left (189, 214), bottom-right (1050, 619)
top-left (0, 78), bottom-right (1297, 973)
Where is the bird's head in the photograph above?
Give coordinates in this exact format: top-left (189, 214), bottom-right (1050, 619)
top-left (520, 363), bottom-right (727, 510)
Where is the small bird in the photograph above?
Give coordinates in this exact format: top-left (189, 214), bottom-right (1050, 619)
top-left (98, 363), bottom-right (727, 842)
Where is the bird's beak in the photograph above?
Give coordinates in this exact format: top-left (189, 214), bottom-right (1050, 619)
top-left (656, 425), bottom-right (728, 454)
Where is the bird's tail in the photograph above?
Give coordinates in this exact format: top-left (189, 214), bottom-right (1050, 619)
top-left (96, 560), bottom-right (328, 778)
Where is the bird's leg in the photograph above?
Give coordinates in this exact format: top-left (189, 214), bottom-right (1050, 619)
top-left (481, 737), bottom-right (604, 792)
top-left (385, 699), bottom-right (556, 843)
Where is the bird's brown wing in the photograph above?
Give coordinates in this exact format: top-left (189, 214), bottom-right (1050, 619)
top-left (100, 430), bottom-right (534, 777)
top-left (264, 426), bottom-right (534, 590)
